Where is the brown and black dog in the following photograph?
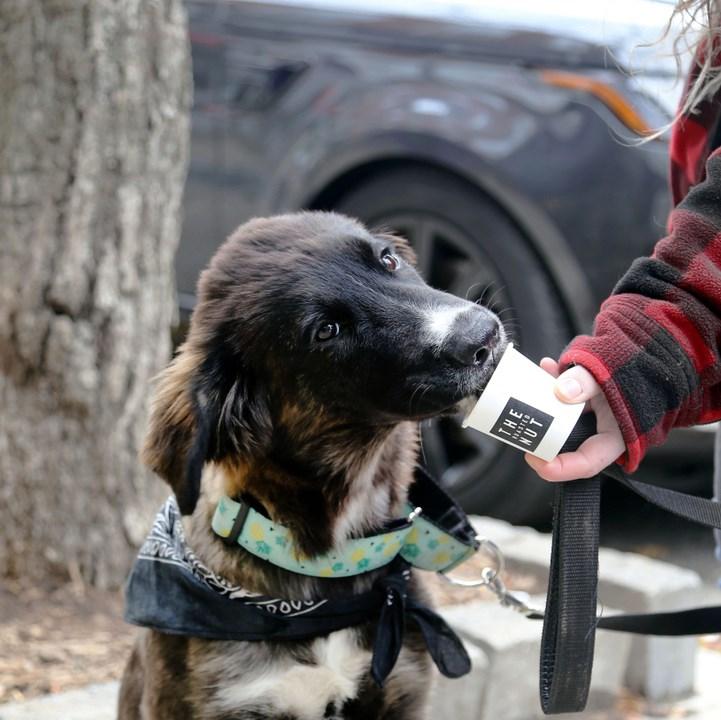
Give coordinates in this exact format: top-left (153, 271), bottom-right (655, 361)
top-left (118, 212), bottom-right (505, 720)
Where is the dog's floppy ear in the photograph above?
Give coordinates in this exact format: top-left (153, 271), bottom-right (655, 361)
top-left (377, 231), bottom-right (417, 266)
top-left (142, 345), bottom-right (207, 515)
top-left (142, 343), bottom-right (271, 515)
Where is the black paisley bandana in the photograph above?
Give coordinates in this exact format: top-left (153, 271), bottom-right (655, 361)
top-left (124, 497), bottom-right (471, 686)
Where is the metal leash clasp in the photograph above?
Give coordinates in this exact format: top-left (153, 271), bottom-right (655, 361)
top-left (440, 537), bottom-right (541, 617)
top-left (479, 566), bottom-right (538, 616)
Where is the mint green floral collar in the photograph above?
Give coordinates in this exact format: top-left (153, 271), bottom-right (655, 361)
top-left (211, 494), bottom-right (478, 578)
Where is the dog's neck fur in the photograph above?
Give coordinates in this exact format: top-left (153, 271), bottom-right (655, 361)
top-left (185, 421), bottom-right (419, 599)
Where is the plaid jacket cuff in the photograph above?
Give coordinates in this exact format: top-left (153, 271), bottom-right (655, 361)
top-left (560, 295), bottom-right (702, 473)
top-left (559, 345), bottom-right (643, 473)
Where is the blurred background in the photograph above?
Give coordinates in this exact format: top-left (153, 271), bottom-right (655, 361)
top-left (1, 0), bottom-right (719, 714)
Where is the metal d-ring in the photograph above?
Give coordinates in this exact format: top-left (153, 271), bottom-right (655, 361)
top-left (439, 537), bottom-right (505, 588)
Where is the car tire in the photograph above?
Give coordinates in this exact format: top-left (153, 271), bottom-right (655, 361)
top-left (333, 164), bottom-right (572, 525)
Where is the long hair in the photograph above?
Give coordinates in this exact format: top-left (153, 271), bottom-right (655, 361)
top-left (661, 0), bottom-right (721, 116)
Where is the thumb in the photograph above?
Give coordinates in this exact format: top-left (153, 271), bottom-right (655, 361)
top-left (554, 365), bottom-right (600, 404)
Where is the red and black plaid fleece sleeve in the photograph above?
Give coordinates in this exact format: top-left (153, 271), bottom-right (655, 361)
top-left (560, 147), bottom-right (721, 472)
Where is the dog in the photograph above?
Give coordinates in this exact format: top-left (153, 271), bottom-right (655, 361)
top-left (118, 211), bottom-right (506, 720)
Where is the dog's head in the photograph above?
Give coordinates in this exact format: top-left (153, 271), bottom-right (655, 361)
top-left (144, 212), bottom-right (506, 515)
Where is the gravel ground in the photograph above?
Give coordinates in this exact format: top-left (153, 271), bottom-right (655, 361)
top-left (0, 580), bottom-right (135, 705)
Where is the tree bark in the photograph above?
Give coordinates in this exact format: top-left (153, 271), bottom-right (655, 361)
top-left (0, 0), bottom-right (191, 588)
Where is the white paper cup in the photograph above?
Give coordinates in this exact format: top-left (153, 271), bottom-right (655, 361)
top-left (462, 344), bottom-right (585, 461)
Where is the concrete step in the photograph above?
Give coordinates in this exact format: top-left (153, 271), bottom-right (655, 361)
top-left (438, 600), bottom-right (630, 720)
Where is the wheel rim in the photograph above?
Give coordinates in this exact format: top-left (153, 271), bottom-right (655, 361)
top-left (373, 211), bottom-right (516, 495)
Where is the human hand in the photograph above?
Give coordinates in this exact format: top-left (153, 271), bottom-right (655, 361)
top-left (524, 358), bottom-right (625, 481)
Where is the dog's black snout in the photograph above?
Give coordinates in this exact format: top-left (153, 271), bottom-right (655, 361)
top-left (444, 311), bottom-right (500, 367)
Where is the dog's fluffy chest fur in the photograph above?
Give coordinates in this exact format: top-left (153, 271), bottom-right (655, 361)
top-left (197, 629), bottom-right (371, 718)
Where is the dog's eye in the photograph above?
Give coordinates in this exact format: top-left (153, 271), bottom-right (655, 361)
top-left (380, 249), bottom-right (400, 272)
top-left (315, 322), bottom-right (340, 342)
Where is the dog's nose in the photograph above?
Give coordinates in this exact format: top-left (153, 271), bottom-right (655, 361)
top-left (443, 310), bottom-right (500, 367)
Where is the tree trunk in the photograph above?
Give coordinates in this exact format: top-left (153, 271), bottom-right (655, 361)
top-left (0, 0), bottom-right (191, 588)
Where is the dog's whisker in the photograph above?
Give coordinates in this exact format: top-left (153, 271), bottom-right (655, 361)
top-left (464, 281), bottom-right (484, 301)
top-left (485, 285), bottom-right (507, 311)
top-left (418, 420), bottom-right (429, 468)
top-left (475, 283), bottom-right (493, 307)
top-left (408, 381), bottom-right (429, 416)
top-left (412, 384), bottom-right (434, 419)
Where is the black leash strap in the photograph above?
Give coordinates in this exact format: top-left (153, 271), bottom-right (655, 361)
top-left (539, 477), bottom-right (600, 713)
top-left (611, 465), bottom-right (721, 528)
top-left (596, 604), bottom-right (721, 634)
top-left (539, 414), bottom-right (602, 713)
top-left (539, 413), bottom-right (721, 714)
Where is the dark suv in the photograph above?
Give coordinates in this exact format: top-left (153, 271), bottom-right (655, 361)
top-left (181, 0), bottom-right (709, 523)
